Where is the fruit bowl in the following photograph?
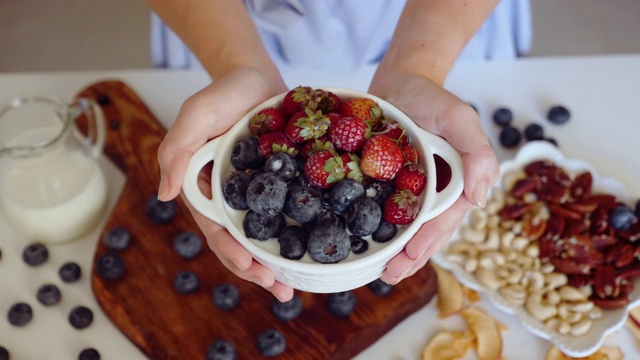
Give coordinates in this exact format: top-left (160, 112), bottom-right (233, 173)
top-left (432, 141), bottom-right (640, 357)
top-left (182, 87), bottom-right (464, 293)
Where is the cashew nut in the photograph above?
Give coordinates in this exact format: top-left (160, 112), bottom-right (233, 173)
top-left (559, 286), bottom-right (588, 302)
top-left (477, 229), bottom-right (500, 251)
top-left (588, 306), bottom-right (603, 320)
top-left (525, 292), bottom-right (558, 321)
top-left (524, 243), bottom-right (540, 258)
top-left (521, 270), bottom-right (545, 291)
top-left (540, 262), bottom-right (555, 274)
top-left (558, 321), bottom-right (572, 335)
top-left (502, 170), bottom-right (526, 193)
top-left (564, 301), bottom-right (594, 313)
top-left (464, 258), bottom-right (478, 273)
top-left (469, 208), bottom-right (488, 230)
top-left (544, 272), bottom-right (568, 291)
top-left (461, 226), bottom-right (486, 244)
top-left (487, 214), bottom-right (500, 229)
top-left (511, 236), bottom-right (530, 252)
top-left (500, 231), bottom-right (516, 250)
top-left (478, 251), bottom-right (506, 269)
top-left (542, 290), bottom-right (561, 306)
top-left (570, 319), bottom-right (592, 337)
top-left (499, 284), bottom-right (527, 306)
top-left (504, 264), bottom-right (524, 285)
top-left (475, 267), bottom-right (507, 290)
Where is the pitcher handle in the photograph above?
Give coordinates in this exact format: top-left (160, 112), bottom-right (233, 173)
top-left (70, 98), bottom-right (106, 159)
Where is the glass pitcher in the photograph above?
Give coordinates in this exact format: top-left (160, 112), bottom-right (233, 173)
top-left (0, 96), bottom-right (108, 244)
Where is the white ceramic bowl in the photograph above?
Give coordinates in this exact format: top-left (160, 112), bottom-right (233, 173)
top-left (432, 141), bottom-right (640, 357)
top-left (183, 87), bottom-right (464, 293)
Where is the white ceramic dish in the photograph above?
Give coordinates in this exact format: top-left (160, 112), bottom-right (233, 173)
top-left (183, 87), bottom-right (464, 293)
top-left (432, 141), bottom-right (640, 358)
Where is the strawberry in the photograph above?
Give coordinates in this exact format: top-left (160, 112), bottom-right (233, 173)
top-left (383, 189), bottom-right (421, 225)
top-left (304, 150), bottom-right (346, 189)
top-left (300, 136), bottom-right (336, 159)
top-left (401, 145), bottom-right (420, 165)
top-left (340, 97), bottom-right (383, 128)
top-left (375, 118), bottom-right (409, 146)
top-left (318, 91), bottom-right (342, 114)
top-left (394, 165), bottom-right (427, 195)
top-left (281, 86), bottom-right (324, 117)
top-left (328, 116), bottom-right (370, 152)
top-left (360, 135), bottom-right (404, 180)
top-left (257, 131), bottom-right (298, 158)
top-left (339, 153), bottom-right (364, 182)
top-left (326, 112), bottom-right (342, 127)
top-left (285, 108), bottom-right (331, 143)
top-left (248, 107), bottom-right (286, 136)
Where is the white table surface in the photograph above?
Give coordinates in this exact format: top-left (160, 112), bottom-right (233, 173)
top-left (1, 54), bottom-right (640, 359)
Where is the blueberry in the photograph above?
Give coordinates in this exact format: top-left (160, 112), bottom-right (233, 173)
top-left (0, 347), bottom-right (8, 360)
top-left (102, 226), bottom-right (132, 250)
top-left (524, 123), bottom-right (545, 141)
top-left (173, 231), bottom-right (203, 259)
top-left (498, 126), bottom-right (522, 149)
top-left (231, 137), bottom-right (264, 171)
top-left (37, 284), bottom-right (62, 306)
top-left (328, 179), bottom-right (365, 214)
top-left (78, 348), bottom-right (101, 360)
top-left (173, 271), bottom-right (199, 294)
top-left (7, 303), bottom-right (32, 327)
top-left (349, 236), bottom-right (369, 255)
top-left (368, 279), bottom-right (394, 297)
top-left (222, 171), bottom-right (251, 210)
top-left (289, 172), bottom-right (310, 188)
top-left (492, 107), bottom-right (513, 127)
top-left (96, 253), bottom-right (125, 281)
top-left (364, 180), bottom-right (396, 207)
top-left (610, 205), bottom-right (636, 231)
top-left (265, 152), bottom-right (298, 181)
top-left (372, 219), bottom-right (397, 243)
top-left (59, 262), bottom-right (82, 282)
top-left (22, 243), bottom-right (48, 266)
top-left (346, 197), bottom-right (381, 237)
top-left (146, 197), bottom-right (177, 224)
top-left (212, 283), bottom-right (240, 311)
top-left (278, 226), bottom-right (307, 260)
top-left (69, 306), bottom-right (93, 329)
top-left (325, 291), bottom-right (356, 317)
top-left (243, 210), bottom-right (286, 241)
top-left (256, 328), bottom-right (286, 357)
top-left (284, 186), bottom-right (322, 223)
top-left (246, 173), bottom-right (288, 217)
top-left (271, 294), bottom-right (303, 322)
top-left (302, 208), bottom-right (345, 234)
top-left (307, 225), bottom-right (350, 264)
top-left (206, 339), bottom-right (236, 360)
top-left (547, 105), bottom-right (571, 125)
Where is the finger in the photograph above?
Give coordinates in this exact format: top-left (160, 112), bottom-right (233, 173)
top-left (266, 282), bottom-right (295, 303)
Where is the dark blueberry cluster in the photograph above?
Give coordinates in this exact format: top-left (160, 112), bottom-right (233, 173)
top-left (173, 270), bottom-right (200, 294)
top-left (59, 261), bottom-right (82, 283)
top-left (7, 302), bottom-right (32, 327)
top-left (102, 226), bottom-right (132, 250)
top-left (212, 283), bottom-right (240, 311)
top-left (37, 284), bottom-right (62, 306)
top-left (490, 104), bottom-right (571, 150)
top-left (68, 306), bottom-right (94, 330)
top-left (206, 339), bottom-right (236, 360)
top-left (325, 291), bottom-right (357, 317)
top-left (173, 231), bottom-right (203, 259)
top-left (96, 252), bottom-right (125, 280)
top-left (256, 328), bottom-right (286, 357)
top-left (22, 243), bottom-right (49, 266)
top-left (78, 348), bottom-right (101, 360)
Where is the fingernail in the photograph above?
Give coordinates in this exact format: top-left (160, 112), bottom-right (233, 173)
top-left (473, 182), bottom-right (488, 208)
top-left (158, 174), bottom-right (169, 201)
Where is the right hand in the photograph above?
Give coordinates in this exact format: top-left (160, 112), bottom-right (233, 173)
top-left (157, 66), bottom-right (294, 301)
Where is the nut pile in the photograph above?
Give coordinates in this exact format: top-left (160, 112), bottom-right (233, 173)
top-left (446, 159), bottom-right (640, 337)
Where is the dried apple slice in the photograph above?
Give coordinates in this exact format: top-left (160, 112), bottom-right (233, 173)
top-left (545, 346), bottom-right (623, 360)
top-left (545, 347), bottom-right (570, 360)
top-left (422, 330), bottom-right (475, 360)
top-left (462, 285), bottom-right (481, 303)
top-left (460, 306), bottom-right (503, 360)
top-left (433, 264), bottom-right (465, 317)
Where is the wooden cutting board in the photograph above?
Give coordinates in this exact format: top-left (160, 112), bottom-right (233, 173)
top-left (77, 80), bottom-right (438, 360)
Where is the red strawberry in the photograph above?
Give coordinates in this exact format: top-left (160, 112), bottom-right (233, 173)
top-left (375, 118), bottom-right (409, 146)
top-left (304, 150), bottom-right (346, 189)
top-left (401, 145), bottom-right (420, 165)
top-left (360, 135), bottom-right (404, 180)
top-left (285, 108), bottom-right (331, 143)
top-left (257, 131), bottom-right (298, 158)
top-left (318, 91), bottom-right (342, 114)
top-left (326, 112), bottom-right (342, 127)
top-left (281, 86), bottom-right (324, 117)
top-left (248, 107), bottom-right (285, 136)
top-left (328, 116), bottom-right (370, 152)
top-left (340, 98), bottom-right (383, 128)
top-left (383, 189), bottom-right (421, 225)
top-left (339, 153), bottom-right (363, 182)
top-left (394, 165), bottom-right (427, 195)
top-left (301, 136), bottom-right (336, 159)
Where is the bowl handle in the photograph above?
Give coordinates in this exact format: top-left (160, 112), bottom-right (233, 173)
top-left (182, 138), bottom-right (226, 227)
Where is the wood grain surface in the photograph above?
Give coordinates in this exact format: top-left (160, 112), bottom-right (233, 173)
top-left (77, 80), bottom-right (438, 360)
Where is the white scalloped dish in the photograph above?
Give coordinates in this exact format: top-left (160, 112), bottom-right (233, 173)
top-left (432, 141), bottom-right (640, 358)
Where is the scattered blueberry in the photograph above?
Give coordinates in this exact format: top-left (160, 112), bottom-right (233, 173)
top-left (256, 328), bottom-right (286, 357)
top-left (243, 210), bottom-right (286, 241)
top-left (547, 105), bottom-right (571, 125)
top-left (102, 226), bottom-right (132, 250)
top-left (206, 339), bottom-right (236, 360)
top-left (246, 173), bottom-right (288, 217)
top-left (610, 205), bottom-right (636, 231)
top-left (173, 271), bottom-right (200, 294)
top-left (36, 284), bottom-right (62, 306)
top-left (265, 152), bottom-right (298, 181)
top-left (524, 123), bottom-right (545, 141)
top-left (492, 107), bottom-right (513, 127)
top-left (7, 303), bottom-right (32, 327)
top-left (283, 185), bottom-right (322, 223)
top-left (278, 225), bottom-right (307, 260)
top-left (59, 261), bottom-right (82, 283)
top-left (78, 348), bottom-right (101, 360)
top-left (96, 253), bottom-right (125, 281)
top-left (302, 208), bottom-right (345, 234)
top-left (325, 291), bottom-right (356, 318)
top-left (22, 243), bottom-right (48, 266)
top-left (368, 279), bottom-right (394, 297)
top-left (307, 225), bottom-right (350, 264)
top-left (498, 126), bottom-right (522, 149)
top-left (146, 197), bottom-right (177, 224)
top-left (372, 220), bottom-right (397, 243)
top-left (173, 231), bottom-right (203, 259)
top-left (231, 137), bottom-right (264, 171)
top-left (349, 236), bottom-right (369, 255)
top-left (222, 171), bottom-right (251, 210)
top-left (328, 179), bottom-right (365, 214)
top-left (345, 197), bottom-right (381, 237)
top-left (271, 294), bottom-right (303, 322)
top-left (0, 346), bottom-right (8, 360)
top-left (364, 180), bottom-right (395, 207)
top-left (212, 283), bottom-right (240, 311)
top-left (69, 306), bottom-right (93, 330)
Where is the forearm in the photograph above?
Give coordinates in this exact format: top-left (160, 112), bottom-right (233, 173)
top-left (376, 0), bottom-right (500, 86)
top-left (146, 0), bottom-right (278, 79)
